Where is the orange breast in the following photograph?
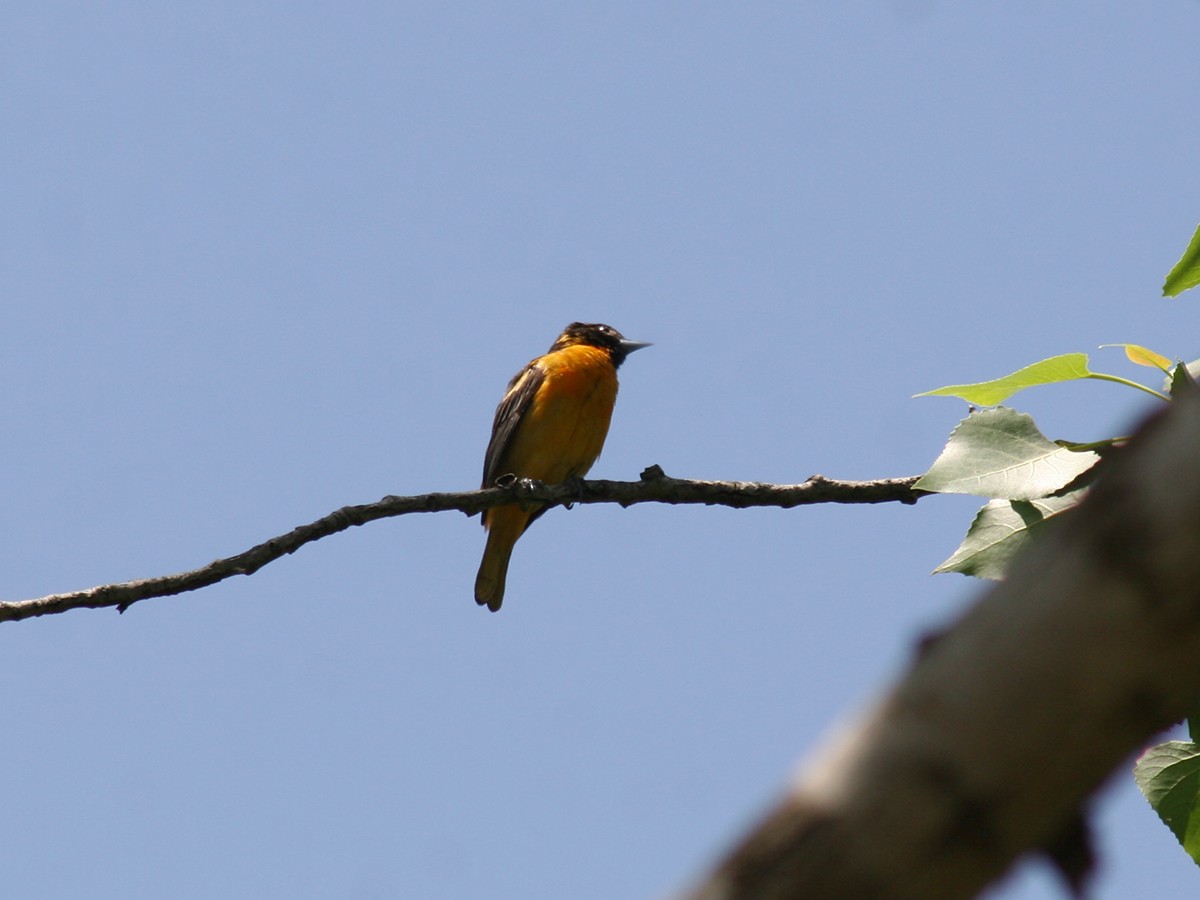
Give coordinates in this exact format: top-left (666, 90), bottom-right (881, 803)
top-left (497, 344), bottom-right (619, 483)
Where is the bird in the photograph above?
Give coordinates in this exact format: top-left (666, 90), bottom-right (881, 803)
top-left (474, 322), bottom-right (650, 611)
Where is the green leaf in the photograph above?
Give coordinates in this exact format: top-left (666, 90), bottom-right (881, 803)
top-left (1163, 224), bottom-right (1200, 297)
top-left (1134, 741), bottom-right (1200, 865)
top-left (933, 491), bottom-right (1084, 579)
top-left (915, 407), bottom-right (1100, 500)
top-left (917, 352), bottom-right (1169, 404)
top-left (1167, 360), bottom-right (1200, 398)
top-left (914, 354), bottom-right (1093, 406)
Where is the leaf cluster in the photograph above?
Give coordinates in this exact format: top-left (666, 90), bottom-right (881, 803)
top-left (914, 345), bottom-right (1186, 579)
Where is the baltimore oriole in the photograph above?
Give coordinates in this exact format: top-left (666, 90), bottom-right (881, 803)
top-left (475, 322), bottom-right (650, 611)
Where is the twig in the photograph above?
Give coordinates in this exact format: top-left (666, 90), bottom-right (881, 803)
top-left (0, 466), bottom-right (923, 624)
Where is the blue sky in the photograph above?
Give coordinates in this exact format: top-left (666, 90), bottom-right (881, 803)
top-left (3, 3), bottom-right (1199, 898)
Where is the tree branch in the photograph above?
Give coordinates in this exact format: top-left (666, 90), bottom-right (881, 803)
top-left (683, 391), bottom-right (1200, 899)
top-left (0, 467), bottom-right (923, 624)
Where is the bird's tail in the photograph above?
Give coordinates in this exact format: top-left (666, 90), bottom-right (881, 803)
top-left (474, 512), bottom-right (523, 611)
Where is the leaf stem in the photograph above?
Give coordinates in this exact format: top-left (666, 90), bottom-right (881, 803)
top-left (1085, 372), bottom-right (1170, 401)
top-left (1055, 436), bottom-right (1129, 452)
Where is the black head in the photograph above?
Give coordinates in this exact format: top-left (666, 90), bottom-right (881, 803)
top-left (549, 322), bottom-right (652, 367)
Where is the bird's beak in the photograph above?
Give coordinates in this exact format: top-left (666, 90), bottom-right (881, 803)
top-left (620, 339), bottom-right (653, 354)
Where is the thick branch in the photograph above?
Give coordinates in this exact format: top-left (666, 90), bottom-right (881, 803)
top-left (0, 468), bottom-right (922, 624)
top-left (684, 392), bottom-right (1200, 899)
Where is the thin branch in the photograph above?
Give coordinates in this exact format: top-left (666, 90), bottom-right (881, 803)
top-left (0, 467), bottom-right (923, 624)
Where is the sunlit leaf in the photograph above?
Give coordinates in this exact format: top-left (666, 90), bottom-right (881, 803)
top-left (1101, 343), bottom-right (1173, 372)
top-left (933, 491), bottom-right (1084, 579)
top-left (914, 354), bottom-right (1093, 406)
top-left (1163, 224), bottom-right (1200, 297)
top-left (1134, 741), bottom-right (1200, 866)
top-left (915, 407), bottom-right (1100, 500)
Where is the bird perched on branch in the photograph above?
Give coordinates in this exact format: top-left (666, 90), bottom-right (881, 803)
top-left (475, 322), bottom-right (650, 611)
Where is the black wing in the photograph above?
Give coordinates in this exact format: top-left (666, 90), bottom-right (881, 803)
top-left (481, 361), bottom-right (545, 489)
